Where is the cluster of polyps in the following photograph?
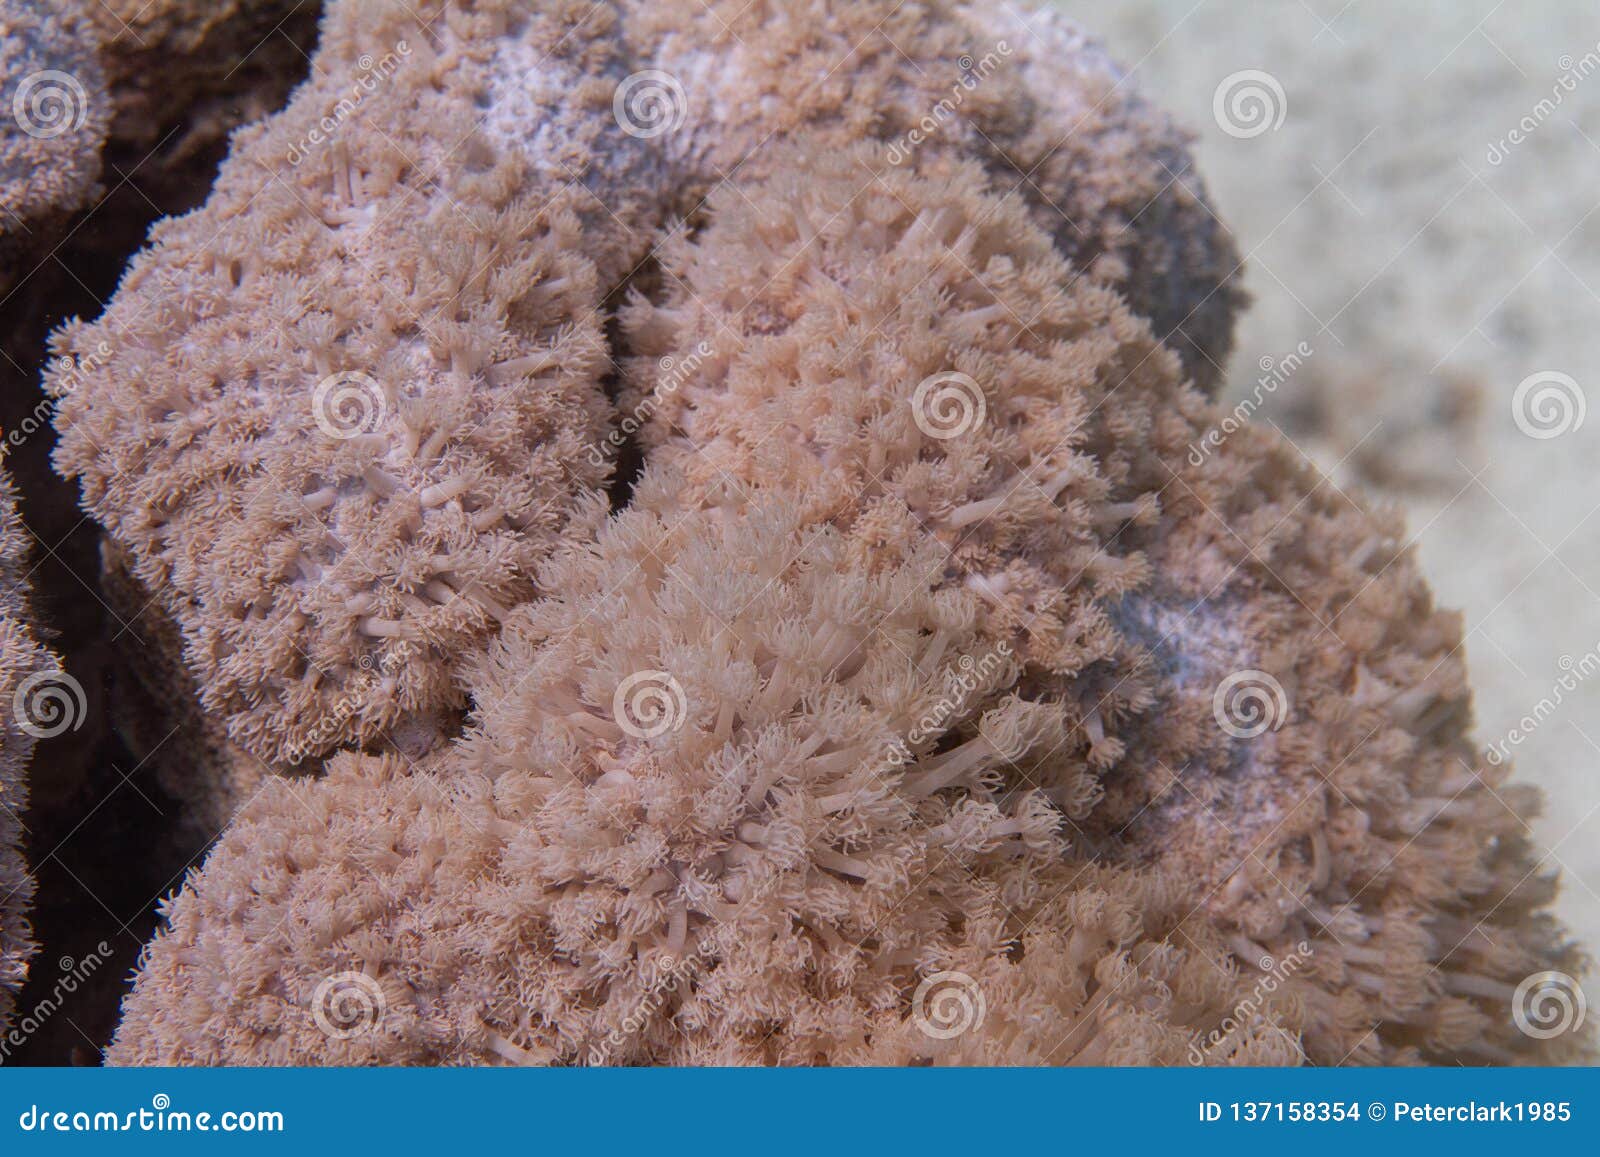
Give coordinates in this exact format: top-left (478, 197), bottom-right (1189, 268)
top-left (20, 0), bottom-right (1587, 1067)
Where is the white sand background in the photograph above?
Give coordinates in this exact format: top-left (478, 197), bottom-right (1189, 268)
top-left (1048, 0), bottom-right (1600, 965)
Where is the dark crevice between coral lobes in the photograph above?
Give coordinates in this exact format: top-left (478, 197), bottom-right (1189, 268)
top-left (2, 14), bottom-right (322, 1066)
top-left (600, 257), bottom-right (664, 512)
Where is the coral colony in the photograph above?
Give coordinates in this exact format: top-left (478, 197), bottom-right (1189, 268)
top-left (0, 0), bottom-right (1590, 1066)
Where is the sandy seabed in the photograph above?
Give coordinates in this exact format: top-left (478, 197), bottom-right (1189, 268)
top-left (1055, 0), bottom-right (1600, 955)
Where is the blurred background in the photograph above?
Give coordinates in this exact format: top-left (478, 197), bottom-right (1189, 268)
top-left (1054, 0), bottom-right (1600, 954)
